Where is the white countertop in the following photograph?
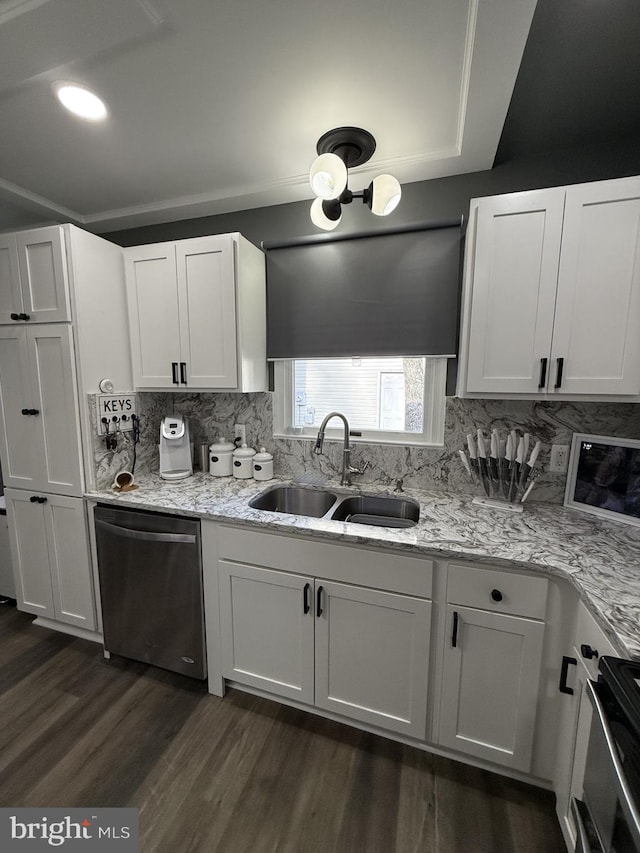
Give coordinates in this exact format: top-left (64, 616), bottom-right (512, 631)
top-left (86, 473), bottom-right (640, 660)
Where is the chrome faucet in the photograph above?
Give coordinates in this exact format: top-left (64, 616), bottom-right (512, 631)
top-left (313, 411), bottom-right (369, 486)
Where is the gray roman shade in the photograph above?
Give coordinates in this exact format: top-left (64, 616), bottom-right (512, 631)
top-left (264, 221), bottom-right (462, 360)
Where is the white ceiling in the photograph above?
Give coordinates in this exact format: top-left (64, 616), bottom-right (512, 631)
top-left (0, 0), bottom-right (537, 233)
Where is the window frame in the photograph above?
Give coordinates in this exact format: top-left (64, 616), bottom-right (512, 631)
top-left (272, 357), bottom-right (447, 447)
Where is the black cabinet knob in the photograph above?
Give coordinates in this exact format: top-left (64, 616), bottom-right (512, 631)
top-left (10, 312), bottom-right (21, 321)
top-left (490, 588), bottom-right (503, 602)
top-left (19, 313), bottom-right (30, 321)
top-left (580, 643), bottom-right (599, 660)
top-left (30, 495), bottom-right (39, 502)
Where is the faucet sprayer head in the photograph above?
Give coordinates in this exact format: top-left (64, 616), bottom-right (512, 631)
top-left (313, 431), bottom-right (325, 455)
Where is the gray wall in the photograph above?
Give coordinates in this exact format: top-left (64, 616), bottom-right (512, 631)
top-left (103, 138), bottom-right (640, 248)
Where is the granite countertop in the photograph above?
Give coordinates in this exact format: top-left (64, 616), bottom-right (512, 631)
top-left (85, 473), bottom-right (640, 660)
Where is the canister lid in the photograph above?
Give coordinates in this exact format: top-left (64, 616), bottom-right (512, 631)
top-left (233, 442), bottom-right (256, 458)
top-left (211, 437), bottom-right (235, 452)
top-left (254, 447), bottom-right (273, 462)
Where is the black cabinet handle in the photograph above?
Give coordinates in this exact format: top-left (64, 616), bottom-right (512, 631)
top-left (21, 408), bottom-right (29, 415)
top-left (451, 610), bottom-right (459, 647)
top-left (10, 312), bottom-right (20, 321)
top-left (554, 357), bottom-right (564, 389)
top-left (30, 495), bottom-right (38, 502)
top-left (559, 655), bottom-right (577, 694)
top-left (171, 362), bottom-right (179, 384)
top-left (37, 496), bottom-right (47, 504)
top-left (580, 644), bottom-right (599, 660)
top-left (538, 357), bottom-right (548, 389)
top-left (19, 313), bottom-right (30, 321)
top-left (180, 362), bottom-right (187, 384)
top-left (303, 583), bottom-right (311, 614)
top-left (490, 588), bottom-right (503, 602)
top-left (21, 408), bottom-right (39, 416)
top-left (29, 495), bottom-right (47, 504)
top-left (316, 585), bottom-right (324, 617)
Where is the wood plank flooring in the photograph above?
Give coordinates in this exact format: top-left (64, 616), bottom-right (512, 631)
top-left (0, 603), bottom-right (566, 852)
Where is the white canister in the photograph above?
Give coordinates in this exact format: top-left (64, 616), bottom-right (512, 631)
top-left (252, 447), bottom-right (274, 481)
top-left (209, 438), bottom-right (235, 477)
top-left (232, 443), bottom-right (256, 479)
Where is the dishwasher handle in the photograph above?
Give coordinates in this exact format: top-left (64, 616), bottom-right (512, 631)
top-left (95, 518), bottom-right (198, 545)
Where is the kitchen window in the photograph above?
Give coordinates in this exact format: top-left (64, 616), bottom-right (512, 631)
top-left (273, 356), bottom-right (447, 446)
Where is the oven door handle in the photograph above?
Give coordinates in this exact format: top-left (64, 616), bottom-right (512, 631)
top-left (570, 798), bottom-right (602, 853)
top-left (586, 679), bottom-right (640, 848)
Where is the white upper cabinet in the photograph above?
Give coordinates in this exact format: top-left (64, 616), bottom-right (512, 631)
top-left (0, 227), bottom-right (71, 324)
top-left (551, 178), bottom-right (640, 395)
top-left (125, 233), bottom-right (267, 392)
top-left (461, 175), bottom-right (640, 398)
top-left (0, 324), bottom-right (84, 496)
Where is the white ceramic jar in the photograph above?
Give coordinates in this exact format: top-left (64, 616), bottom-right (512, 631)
top-left (252, 447), bottom-right (274, 481)
top-left (209, 438), bottom-right (235, 477)
top-left (232, 443), bottom-right (256, 479)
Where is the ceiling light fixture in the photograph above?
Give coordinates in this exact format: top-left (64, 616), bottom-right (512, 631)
top-left (53, 82), bottom-right (108, 122)
top-left (309, 127), bottom-right (401, 231)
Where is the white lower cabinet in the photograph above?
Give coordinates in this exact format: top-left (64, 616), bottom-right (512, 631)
top-left (217, 559), bottom-right (432, 739)
top-left (437, 563), bottom-right (548, 773)
top-left (5, 488), bottom-right (96, 631)
top-left (554, 602), bottom-right (617, 851)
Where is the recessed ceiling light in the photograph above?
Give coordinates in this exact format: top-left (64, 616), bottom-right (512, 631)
top-left (53, 82), bottom-right (108, 122)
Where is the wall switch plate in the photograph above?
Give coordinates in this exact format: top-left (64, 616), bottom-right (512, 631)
top-left (97, 394), bottom-right (138, 435)
top-left (550, 444), bottom-right (570, 473)
top-left (234, 423), bottom-right (247, 446)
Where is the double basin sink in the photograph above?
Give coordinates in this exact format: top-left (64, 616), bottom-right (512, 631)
top-left (249, 485), bottom-right (420, 529)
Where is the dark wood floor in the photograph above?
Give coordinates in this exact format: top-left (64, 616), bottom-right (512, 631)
top-left (0, 603), bottom-right (566, 853)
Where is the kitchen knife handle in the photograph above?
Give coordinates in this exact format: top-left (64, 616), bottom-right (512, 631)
top-left (559, 655), bottom-right (577, 694)
top-left (303, 583), bottom-right (311, 614)
top-left (171, 362), bottom-right (179, 385)
top-left (180, 362), bottom-right (187, 384)
top-left (538, 357), bottom-right (548, 389)
top-left (316, 585), bottom-right (324, 617)
top-left (554, 357), bottom-right (564, 389)
top-left (451, 610), bottom-right (459, 648)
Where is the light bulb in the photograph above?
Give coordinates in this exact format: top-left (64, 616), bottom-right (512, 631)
top-left (309, 153), bottom-right (348, 199)
top-left (370, 174), bottom-right (401, 216)
top-left (53, 82), bottom-right (108, 121)
top-left (310, 198), bottom-right (341, 231)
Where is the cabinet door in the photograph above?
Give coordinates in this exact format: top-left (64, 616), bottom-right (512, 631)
top-left (466, 189), bottom-right (565, 394)
top-left (218, 561), bottom-right (315, 703)
top-left (6, 490), bottom-right (95, 629)
top-left (551, 177), bottom-right (640, 395)
top-left (15, 227), bottom-right (71, 322)
top-left (176, 237), bottom-right (238, 388)
top-left (47, 495), bottom-right (95, 630)
top-left (5, 488), bottom-right (55, 618)
top-left (0, 233), bottom-right (24, 323)
top-left (439, 604), bottom-right (545, 772)
top-left (27, 325), bottom-right (84, 496)
top-left (125, 244), bottom-right (182, 388)
top-left (0, 327), bottom-right (44, 490)
top-left (314, 580), bottom-right (431, 739)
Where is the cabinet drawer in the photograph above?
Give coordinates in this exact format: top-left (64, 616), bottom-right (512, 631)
top-left (446, 562), bottom-right (548, 619)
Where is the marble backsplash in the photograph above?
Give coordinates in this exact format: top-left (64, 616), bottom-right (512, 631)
top-left (88, 392), bottom-right (640, 504)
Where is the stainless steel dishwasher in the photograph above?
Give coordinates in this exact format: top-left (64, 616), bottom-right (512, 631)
top-left (94, 504), bottom-right (206, 679)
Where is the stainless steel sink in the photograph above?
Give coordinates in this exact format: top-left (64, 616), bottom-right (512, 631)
top-left (249, 486), bottom-right (338, 517)
top-left (330, 495), bottom-right (420, 528)
top-left (249, 485), bottom-right (420, 528)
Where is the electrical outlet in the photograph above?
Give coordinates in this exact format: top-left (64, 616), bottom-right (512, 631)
top-left (234, 423), bottom-right (247, 446)
top-left (550, 444), bottom-right (570, 473)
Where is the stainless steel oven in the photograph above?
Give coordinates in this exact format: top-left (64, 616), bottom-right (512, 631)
top-left (572, 657), bottom-right (640, 853)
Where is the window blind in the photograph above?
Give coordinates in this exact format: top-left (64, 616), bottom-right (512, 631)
top-left (264, 221), bottom-right (462, 360)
